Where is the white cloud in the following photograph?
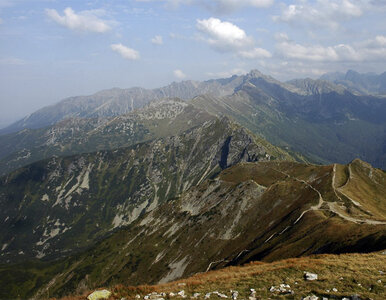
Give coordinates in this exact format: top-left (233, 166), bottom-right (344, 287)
top-left (196, 17), bottom-right (253, 52)
top-left (196, 17), bottom-right (271, 60)
top-left (238, 47), bottom-right (272, 59)
top-left (45, 7), bottom-right (111, 33)
top-left (0, 17), bottom-right (2, 24)
top-left (111, 43), bottom-right (140, 60)
top-left (276, 35), bottom-right (386, 62)
top-left (273, 0), bottom-right (364, 29)
top-left (151, 35), bottom-right (163, 45)
top-left (173, 69), bottom-right (186, 79)
top-left (357, 35), bottom-right (386, 59)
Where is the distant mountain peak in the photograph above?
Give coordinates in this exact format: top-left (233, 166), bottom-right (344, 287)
top-left (321, 69), bottom-right (386, 95)
top-left (247, 69), bottom-right (265, 78)
top-left (245, 69), bottom-right (278, 83)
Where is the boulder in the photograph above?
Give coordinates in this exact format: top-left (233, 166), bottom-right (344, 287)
top-left (304, 272), bottom-right (318, 281)
top-left (87, 289), bottom-right (111, 300)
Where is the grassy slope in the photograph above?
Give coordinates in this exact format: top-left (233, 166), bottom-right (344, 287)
top-left (60, 251), bottom-right (386, 300)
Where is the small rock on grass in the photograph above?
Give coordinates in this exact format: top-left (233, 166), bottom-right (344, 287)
top-left (87, 289), bottom-right (111, 300)
top-left (304, 272), bottom-right (318, 281)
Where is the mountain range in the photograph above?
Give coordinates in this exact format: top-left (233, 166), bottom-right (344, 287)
top-left (1, 70), bottom-right (386, 172)
top-left (0, 99), bottom-right (216, 176)
top-left (192, 72), bottom-right (386, 169)
top-left (0, 77), bottom-right (244, 135)
top-left (0, 69), bottom-right (385, 299)
top-left (320, 69), bottom-right (386, 96)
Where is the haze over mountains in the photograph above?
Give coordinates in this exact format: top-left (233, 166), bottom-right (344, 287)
top-left (1, 70), bottom-right (385, 170)
top-left (0, 69), bottom-right (385, 299)
top-left (0, 78), bottom-right (242, 134)
top-left (3, 69), bottom-right (386, 135)
top-left (320, 70), bottom-right (386, 96)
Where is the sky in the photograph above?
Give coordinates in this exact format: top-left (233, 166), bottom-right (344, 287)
top-left (0, 0), bottom-right (386, 127)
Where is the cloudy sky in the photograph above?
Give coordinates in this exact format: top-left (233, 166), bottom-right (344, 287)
top-left (1, 0), bottom-right (386, 127)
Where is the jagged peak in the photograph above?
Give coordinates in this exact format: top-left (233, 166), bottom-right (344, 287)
top-left (247, 69), bottom-right (265, 78)
top-left (244, 69), bottom-right (278, 83)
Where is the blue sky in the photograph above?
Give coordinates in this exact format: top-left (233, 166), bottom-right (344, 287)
top-left (1, 0), bottom-right (386, 127)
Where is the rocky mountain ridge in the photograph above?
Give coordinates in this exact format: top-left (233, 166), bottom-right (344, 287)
top-left (2, 69), bottom-right (385, 169)
top-left (0, 117), bottom-right (292, 264)
top-left (1, 69), bottom-right (367, 135)
top-left (0, 99), bottom-right (215, 176)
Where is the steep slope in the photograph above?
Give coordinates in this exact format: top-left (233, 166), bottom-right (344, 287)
top-left (0, 117), bottom-right (292, 264)
top-left (321, 70), bottom-right (386, 95)
top-left (3, 160), bottom-right (384, 299)
top-left (192, 71), bottom-right (386, 169)
top-left (0, 77), bottom-right (244, 134)
top-left (0, 99), bottom-right (214, 175)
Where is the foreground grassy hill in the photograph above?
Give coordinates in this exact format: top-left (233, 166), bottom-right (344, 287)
top-left (62, 251), bottom-right (386, 300)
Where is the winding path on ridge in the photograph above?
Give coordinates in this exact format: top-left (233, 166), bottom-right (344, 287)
top-left (206, 163), bottom-right (386, 273)
top-left (269, 165), bottom-right (386, 225)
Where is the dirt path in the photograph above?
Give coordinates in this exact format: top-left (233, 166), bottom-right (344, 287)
top-left (270, 165), bottom-right (386, 225)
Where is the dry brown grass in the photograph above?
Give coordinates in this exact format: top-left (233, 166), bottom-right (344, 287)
top-left (58, 251), bottom-right (386, 300)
